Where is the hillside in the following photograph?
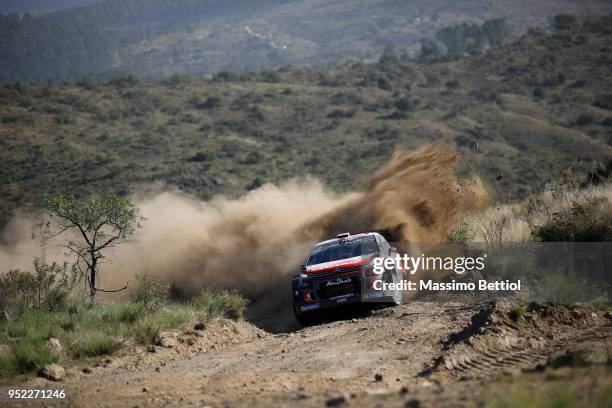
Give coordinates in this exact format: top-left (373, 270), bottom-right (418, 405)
top-left (2, 0), bottom-right (612, 82)
top-left (1, 14), bottom-right (611, 228)
top-left (0, 1), bottom-right (99, 14)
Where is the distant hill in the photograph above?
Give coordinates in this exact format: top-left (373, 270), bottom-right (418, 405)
top-left (1, 0), bottom-right (611, 82)
top-left (1, 14), bottom-right (611, 227)
top-left (0, 1), bottom-right (99, 14)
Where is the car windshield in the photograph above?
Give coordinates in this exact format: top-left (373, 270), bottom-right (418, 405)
top-left (307, 236), bottom-right (379, 265)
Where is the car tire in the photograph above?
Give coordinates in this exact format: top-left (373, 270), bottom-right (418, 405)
top-left (293, 304), bottom-right (319, 326)
top-left (390, 269), bottom-right (403, 306)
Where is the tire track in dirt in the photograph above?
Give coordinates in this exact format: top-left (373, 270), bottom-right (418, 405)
top-left (420, 301), bottom-right (612, 381)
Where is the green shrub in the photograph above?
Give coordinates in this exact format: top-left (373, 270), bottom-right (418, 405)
top-left (118, 302), bottom-right (145, 323)
top-left (71, 336), bottom-right (122, 359)
top-left (533, 88), bottom-right (545, 99)
top-left (327, 109), bottom-right (356, 119)
top-left (58, 316), bottom-right (76, 332)
top-left (168, 282), bottom-right (188, 302)
top-left (193, 96), bottom-right (222, 109)
top-left (447, 222), bottom-right (476, 244)
top-left (133, 324), bottom-right (161, 346)
top-left (213, 71), bottom-right (238, 82)
top-left (241, 151), bottom-right (264, 165)
top-left (1, 112), bottom-right (34, 124)
top-left (190, 289), bottom-right (248, 320)
top-left (54, 111), bottom-right (74, 124)
top-left (132, 274), bottom-right (168, 313)
top-left (109, 75), bottom-right (141, 87)
top-left (446, 80), bottom-right (461, 89)
top-left (13, 340), bottom-right (58, 373)
top-left (249, 105), bottom-right (265, 121)
top-left (394, 97), bottom-right (416, 112)
top-left (247, 176), bottom-right (265, 191)
top-left (0, 270), bottom-right (35, 314)
top-left (509, 304), bottom-right (526, 321)
top-left (164, 74), bottom-right (190, 86)
top-left (535, 272), bottom-right (597, 304)
top-left (0, 258), bottom-right (77, 315)
top-left (189, 151), bottom-right (210, 162)
top-left (0, 339), bottom-right (58, 375)
top-left (592, 94), bottom-right (612, 110)
top-left (378, 45), bottom-right (400, 66)
top-left (7, 324), bottom-right (30, 339)
top-left (553, 13), bottom-right (583, 31)
top-left (260, 70), bottom-right (281, 83)
top-left (377, 76), bottom-right (392, 91)
top-left (575, 113), bottom-right (595, 126)
top-left (581, 161), bottom-right (611, 188)
top-left (384, 110), bottom-right (408, 120)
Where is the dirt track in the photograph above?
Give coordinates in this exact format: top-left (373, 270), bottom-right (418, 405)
top-left (2, 300), bottom-right (611, 407)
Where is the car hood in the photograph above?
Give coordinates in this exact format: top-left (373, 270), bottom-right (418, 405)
top-left (305, 255), bottom-right (372, 275)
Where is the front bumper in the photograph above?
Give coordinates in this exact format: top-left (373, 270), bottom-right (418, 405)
top-left (292, 270), bottom-right (397, 314)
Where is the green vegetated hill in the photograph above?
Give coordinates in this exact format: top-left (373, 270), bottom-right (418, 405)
top-left (1, 14), bottom-right (611, 228)
top-left (0, 1), bottom-right (100, 14)
top-left (2, 0), bottom-right (612, 82)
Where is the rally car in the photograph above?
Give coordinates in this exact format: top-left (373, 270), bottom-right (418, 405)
top-left (292, 232), bottom-right (404, 325)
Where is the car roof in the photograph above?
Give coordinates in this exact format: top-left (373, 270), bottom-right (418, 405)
top-left (313, 232), bottom-right (380, 247)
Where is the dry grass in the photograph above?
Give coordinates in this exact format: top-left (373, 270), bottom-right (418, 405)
top-left (527, 183), bottom-right (612, 229)
top-left (455, 182), bottom-right (612, 247)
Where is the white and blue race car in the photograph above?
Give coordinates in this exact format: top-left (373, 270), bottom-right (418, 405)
top-left (292, 232), bottom-right (404, 325)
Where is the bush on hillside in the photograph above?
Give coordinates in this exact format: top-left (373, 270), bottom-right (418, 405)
top-left (533, 88), bottom-right (545, 99)
top-left (581, 160), bottom-right (612, 188)
top-left (553, 13), bottom-right (583, 31)
top-left (394, 97), bottom-right (416, 112)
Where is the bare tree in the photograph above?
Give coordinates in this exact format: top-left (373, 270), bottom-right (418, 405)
top-left (39, 193), bottom-right (142, 298)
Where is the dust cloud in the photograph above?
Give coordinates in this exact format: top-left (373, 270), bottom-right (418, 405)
top-left (0, 143), bottom-right (486, 300)
top-left (0, 215), bottom-right (43, 272)
top-left (105, 180), bottom-right (351, 298)
top-left (301, 142), bottom-right (487, 244)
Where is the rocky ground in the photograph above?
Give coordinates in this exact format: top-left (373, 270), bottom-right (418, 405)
top-left (1, 300), bottom-right (610, 407)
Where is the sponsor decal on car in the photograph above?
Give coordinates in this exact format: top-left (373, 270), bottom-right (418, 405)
top-left (302, 303), bottom-right (321, 311)
top-left (325, 277), bottom-right (352, 287)
top-left (330, 293), bottom-right (358, 301)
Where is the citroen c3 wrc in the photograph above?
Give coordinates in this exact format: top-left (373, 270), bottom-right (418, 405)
top-left (292, 232), bottom-right (404, 325)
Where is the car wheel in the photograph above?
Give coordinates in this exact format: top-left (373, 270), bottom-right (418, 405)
top-left (390, 269), bottom-right (403, 306)
top-left (293, 304), bottom-right (319, 326)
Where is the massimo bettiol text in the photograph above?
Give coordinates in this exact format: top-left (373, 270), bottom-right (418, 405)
top-left (371, 253), bottom-right (521, 292)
